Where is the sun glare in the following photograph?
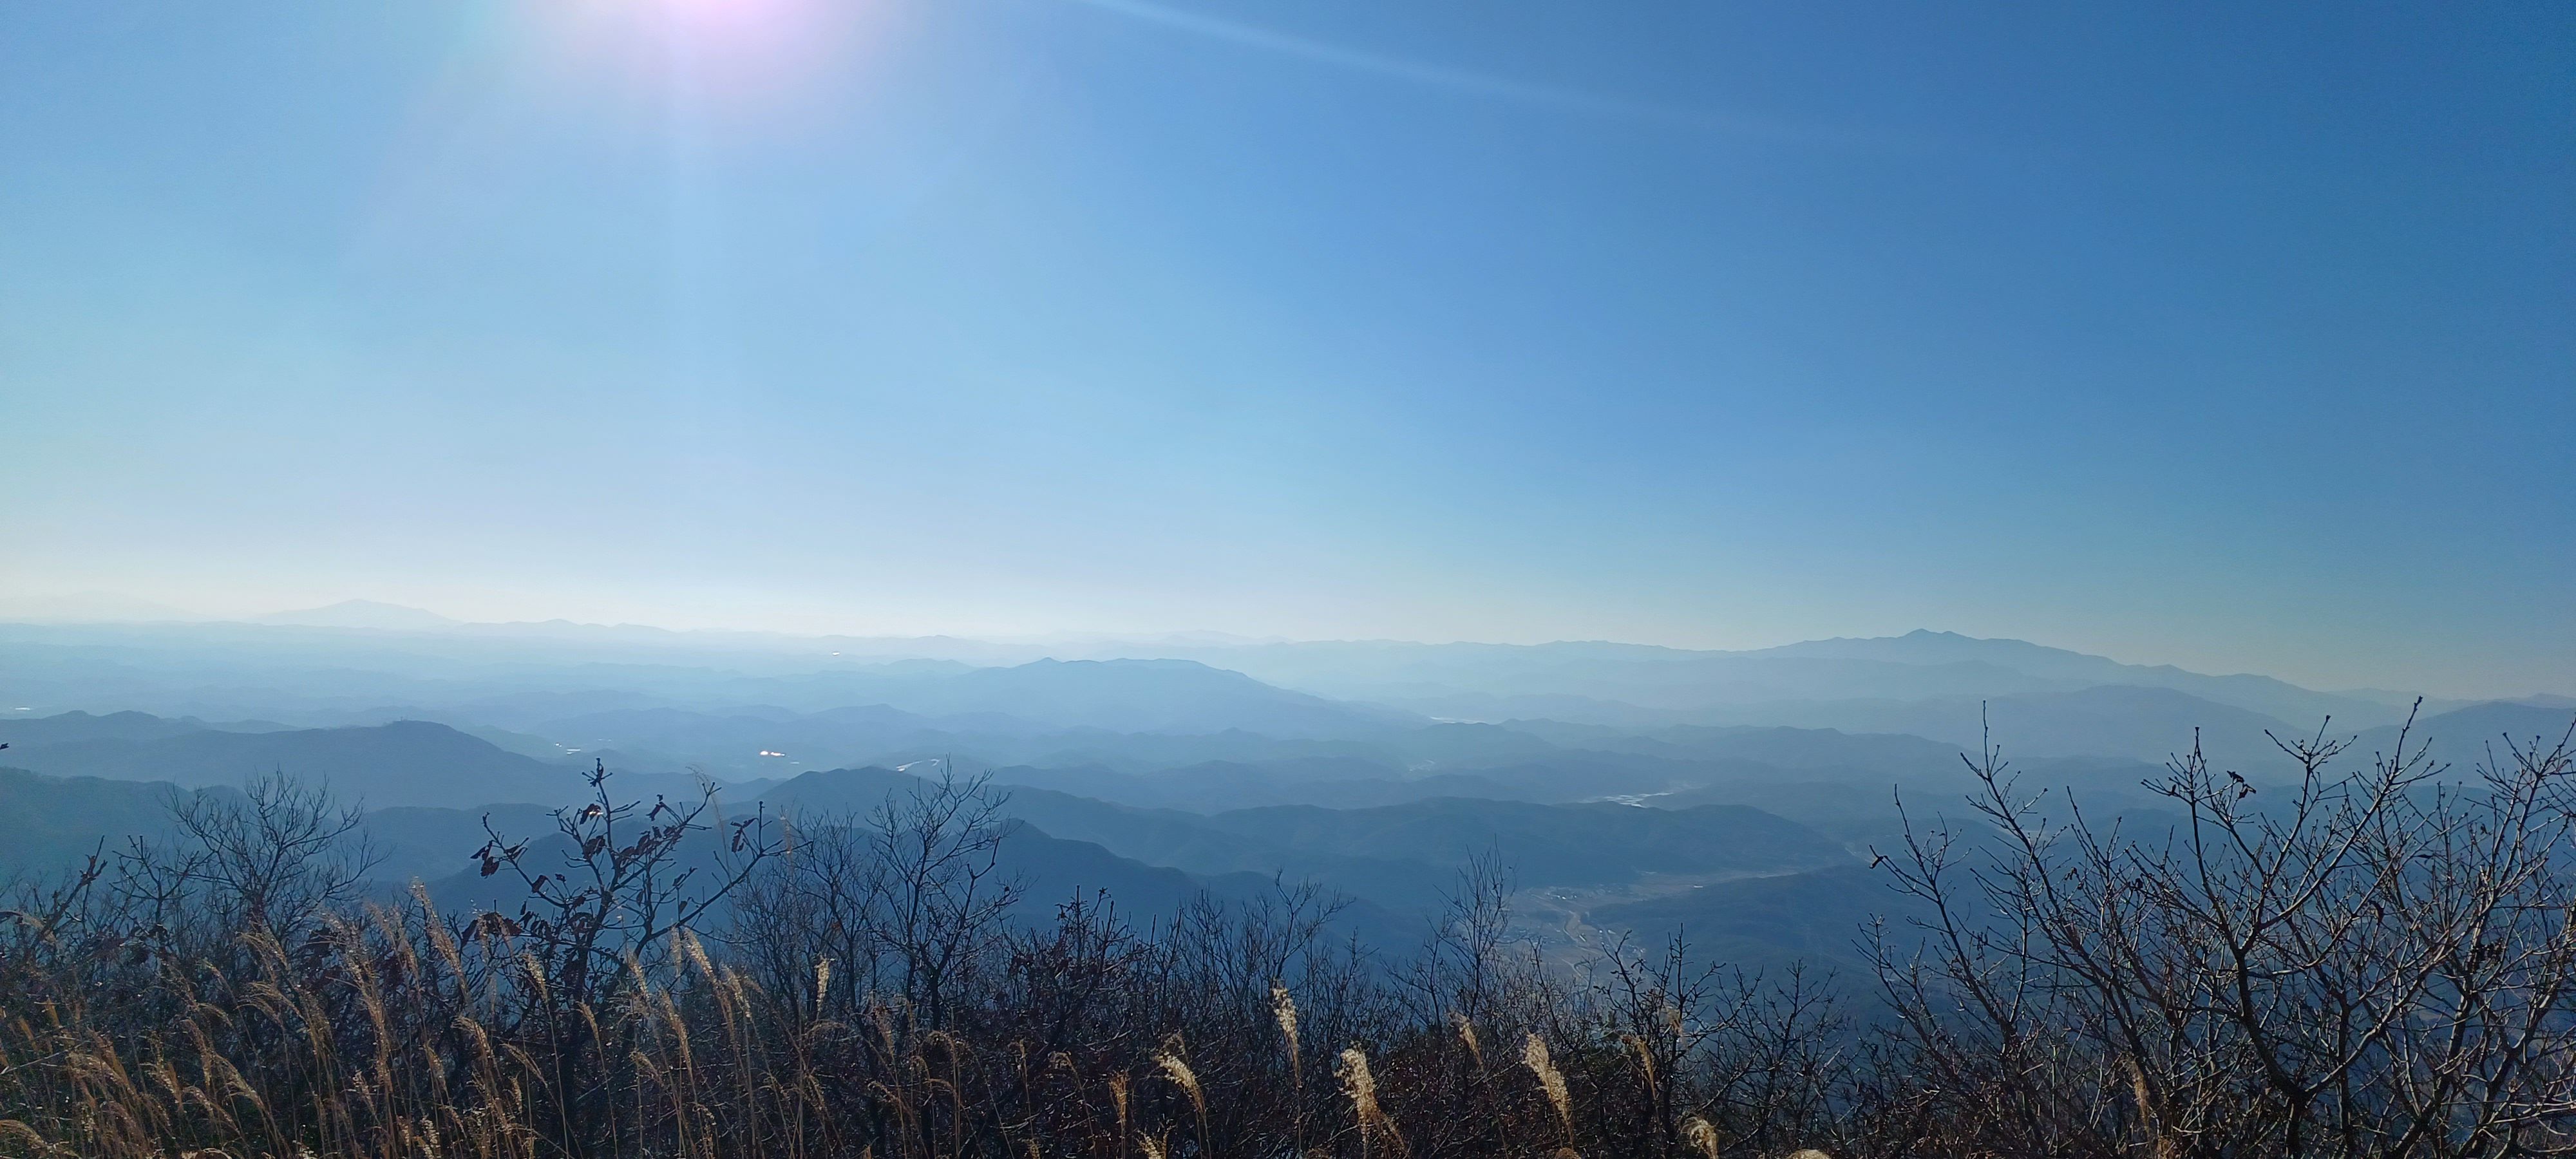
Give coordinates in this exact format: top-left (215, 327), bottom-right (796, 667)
top-left (658, 0), bottom-right (802, 41)
top-left (535, 0), bottom-right (876, 102)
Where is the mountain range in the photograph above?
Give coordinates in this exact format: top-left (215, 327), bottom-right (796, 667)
top-left (5, 610), bottom-right (2567, 977)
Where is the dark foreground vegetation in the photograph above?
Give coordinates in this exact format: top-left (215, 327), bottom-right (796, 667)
top-left (3, 711), bottom-right (2574, 1158)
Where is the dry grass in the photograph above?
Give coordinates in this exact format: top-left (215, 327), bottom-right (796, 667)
top-left (1680, 1115), bottom-right (1723, 1159)
top-left (12, 713), bottom-right (2567, 1158)
top-left (0, 878), bottom-right (1869, 1159)
top-left (1520, 1032), bottom-right (1573, 1145)
top-left (10, 759), bottom-right (2300, 1159)
top-left (1335, 1045), bottom-right (1406, 1159)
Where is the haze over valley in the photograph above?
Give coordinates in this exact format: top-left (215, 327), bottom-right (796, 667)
top-left (8, 605), bottom-right (2567, 977)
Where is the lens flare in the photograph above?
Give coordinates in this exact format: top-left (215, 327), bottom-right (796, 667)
top-left (532, 0), bottom-right (884, 107)
top-left (656, 0), bottom-right (808, 52)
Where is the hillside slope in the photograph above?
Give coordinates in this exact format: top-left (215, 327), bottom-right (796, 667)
top-left (2, 719), bottom-right (589, 808)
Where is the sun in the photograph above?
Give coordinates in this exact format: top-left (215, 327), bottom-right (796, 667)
top-left (656, 0), bottom-right (804, 41)
top-left (532, 0), bottom-right (876, 101)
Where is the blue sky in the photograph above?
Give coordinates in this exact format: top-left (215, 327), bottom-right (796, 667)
top-left (1, 1), bottom-right (2569, 695)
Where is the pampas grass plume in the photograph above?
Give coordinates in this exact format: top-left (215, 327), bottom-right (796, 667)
top-left (1522, 1033), bottom-right (1573, 1140)
top-left (1680, 1115), bottom-right (1721, 1159)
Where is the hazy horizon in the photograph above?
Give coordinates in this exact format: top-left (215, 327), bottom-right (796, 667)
top-left (3, 590), bottom-right (2567, 702)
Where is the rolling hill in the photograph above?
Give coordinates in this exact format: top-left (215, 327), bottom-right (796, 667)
top-left (2350, 701), bottom-right (2576, 768)
top-left (1, 717), bottom-right (596, 808)
top-left (1199, 797), bottom-right (1852, 887)
top-left (0, 767), bottom-right (208, 880)
top-left (889, 659), bottom-right (1420, 737)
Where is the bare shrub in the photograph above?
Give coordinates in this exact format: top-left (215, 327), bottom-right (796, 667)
top-left (7, 706), bottom-right (2570, 1158)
